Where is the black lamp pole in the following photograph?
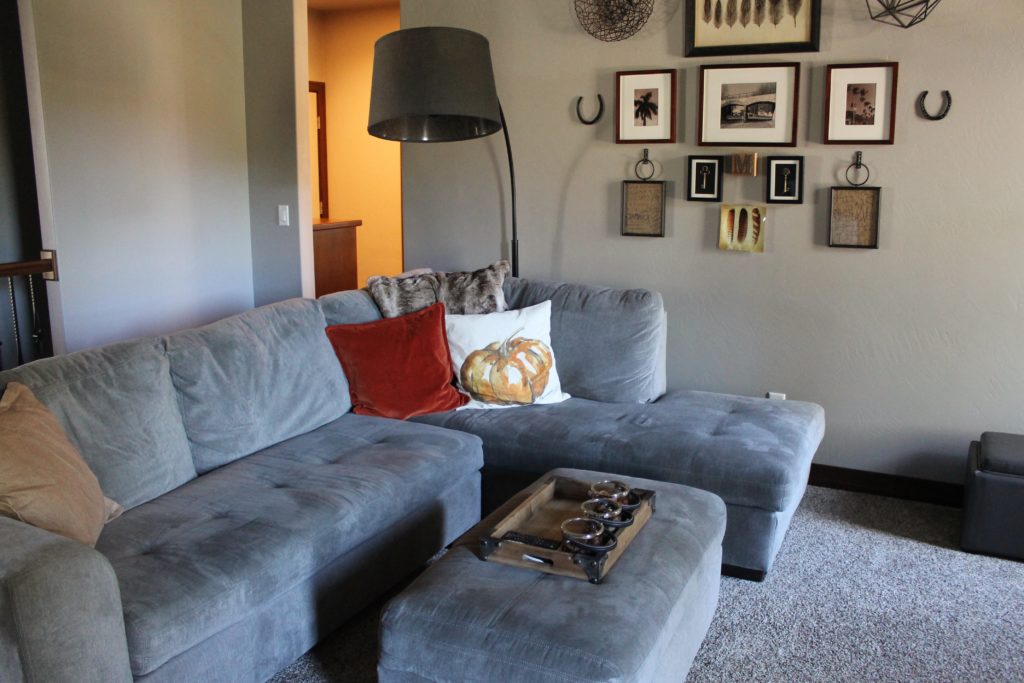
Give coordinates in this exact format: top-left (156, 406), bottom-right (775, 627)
top-left (498, 105), bottom-right (518, 277)
top-left (367, 27), bottom-right (519, 277)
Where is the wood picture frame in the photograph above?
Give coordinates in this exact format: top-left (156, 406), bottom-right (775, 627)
top-left (829, 186), bottom-right (880, 248)
top-left (765, 155), bottom-right (803, 203)
top-left (824, 62), bottom-right (899, 144)
top-left (616, 70), bottom-right (678, 144)
top-left (684, 0), bottom-right (821, 57)
top-left (688, 156), bottom-right (725, 201)
top-left (698, 62), bottom-right (799, 147)
top-left (622, 181), bottom-right (667, 236)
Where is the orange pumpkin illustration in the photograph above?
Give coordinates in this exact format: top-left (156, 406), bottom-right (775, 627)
top-left (460, 333), bottom-right (553, 405)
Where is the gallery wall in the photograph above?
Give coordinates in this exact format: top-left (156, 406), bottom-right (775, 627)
top-left (20, 0), bottom-right (256, 351)
top-left (401, 0), bottom-right (1024, 482)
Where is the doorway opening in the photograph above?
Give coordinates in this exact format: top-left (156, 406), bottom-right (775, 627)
top-left (307, 0), bottom-right (403, 296)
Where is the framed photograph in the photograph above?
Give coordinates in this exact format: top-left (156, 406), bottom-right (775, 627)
top-left (684, 0), bottom-right (821, 57)
top-left (698, 63), bottom-right (800, 147)
top-left (829, 187), bottom-right (880, 248)
top-left (688, 156), bottom-right (724, 201)
top-left (616, 70), bottom-right (677, 144)
top-left (719, 204), bottom-right (766, 252)
top-left (622, 181), bottom-right (667, 237)
top-left (765, 155), bottom-right (803, 203)
top-left (824, 63), bottom-right (899, 144)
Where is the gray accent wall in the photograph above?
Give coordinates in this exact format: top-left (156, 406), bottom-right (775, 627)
top-left (242, 0), bottom-right (306, 307)
top-left (22, 0), bottom-right (256, 352)
top-left (401, 0), bottom-right (1024, 483)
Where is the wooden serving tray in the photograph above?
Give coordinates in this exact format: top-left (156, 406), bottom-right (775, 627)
top-left (479, 476), bottom-right (655, 584)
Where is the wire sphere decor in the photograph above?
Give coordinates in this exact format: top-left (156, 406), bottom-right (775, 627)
top-left (866, 0), bottom-right (942, 28)
top-left (575, 0), bottom-right (654, 42)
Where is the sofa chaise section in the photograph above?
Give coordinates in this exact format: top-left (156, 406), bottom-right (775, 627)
top-left (98, 414), bottom-right (482, 681)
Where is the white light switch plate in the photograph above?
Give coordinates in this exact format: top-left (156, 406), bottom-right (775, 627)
top-left (278, 205), bottom-right (290, 226)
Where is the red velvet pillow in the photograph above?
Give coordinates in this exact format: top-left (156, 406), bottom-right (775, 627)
top-left (325, 302), bottom-right (467, 419)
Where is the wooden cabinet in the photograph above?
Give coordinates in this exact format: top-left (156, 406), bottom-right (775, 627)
top-left (313, 219), bottom-right (361, 296)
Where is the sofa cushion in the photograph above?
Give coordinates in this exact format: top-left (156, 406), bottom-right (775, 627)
top-left (95, 414), bottom-right (483, 676)
top-left (164, 298), bottom-right (349, 473)
top-left (413, 389), bottom-right (825, 512)
top-left (0, 383), bottom-right (107, 546)
top-left (504, 278), bottom-right (666, 404)
top-left (0, 339), bottom-right (196, 510)
top-left (979, 432), bottom-right (1024, 476)
top-left (325, 302), bottom-right (468, 419)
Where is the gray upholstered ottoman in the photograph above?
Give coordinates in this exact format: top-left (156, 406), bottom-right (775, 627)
top-left (378, 468), bottom-right (726, 682)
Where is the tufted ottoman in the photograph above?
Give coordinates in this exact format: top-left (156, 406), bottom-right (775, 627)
top-left (377, 468), bottom-right (726, 682)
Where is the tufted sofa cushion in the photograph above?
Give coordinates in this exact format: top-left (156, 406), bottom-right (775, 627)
top-left (0, 339), bottom-right (196, 510)
top-left (164, 298), bottom-right (349, 474)
top-left (95, 414), bottom-right (483, 677)
top-left (413, 389), bottom-right (825, 513)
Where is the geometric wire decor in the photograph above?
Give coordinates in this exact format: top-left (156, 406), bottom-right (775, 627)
top-left (574, 0), bottom-right (654, 41)
top-left (866, 0), bottom-right (943, 28)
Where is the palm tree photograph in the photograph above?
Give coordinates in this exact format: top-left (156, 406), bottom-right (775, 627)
top-left (634, 89), bottom-right (659, 126)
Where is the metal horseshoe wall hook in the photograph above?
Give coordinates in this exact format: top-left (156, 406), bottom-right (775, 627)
top-left (917, 90), bottom-right (952, 121)
top-left (575, 94), bottom-right (604, 125)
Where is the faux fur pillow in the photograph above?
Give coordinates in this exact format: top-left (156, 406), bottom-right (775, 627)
top-left (367, 261), bottom-right (510, 318)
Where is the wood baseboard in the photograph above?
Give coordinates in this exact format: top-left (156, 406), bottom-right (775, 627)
top-left (809, 464), bottom-right (964, 507)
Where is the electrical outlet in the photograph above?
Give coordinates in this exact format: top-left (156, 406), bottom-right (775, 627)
top-left (766, 392), bottom-right (786, 400)
top-left (278, 205), bottom-right (290, 226)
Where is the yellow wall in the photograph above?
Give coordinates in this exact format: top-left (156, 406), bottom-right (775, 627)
top-left (308, 5), bottom-right (402, 286)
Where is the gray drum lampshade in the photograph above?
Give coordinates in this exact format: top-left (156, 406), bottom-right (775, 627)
top-left (368, 27), bottom-right (502, 142)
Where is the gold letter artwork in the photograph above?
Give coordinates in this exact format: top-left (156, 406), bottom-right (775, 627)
top-left (719, 204), bottom-right (766, 252)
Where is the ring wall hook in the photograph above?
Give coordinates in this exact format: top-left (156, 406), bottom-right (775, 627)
top-left (576, 94), bottom-right (604, 125)
top-left (917, 90), bottom-right (952, 121)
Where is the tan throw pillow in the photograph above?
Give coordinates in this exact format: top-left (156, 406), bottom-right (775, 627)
top-left (0, 382), bottom-right (108, 546)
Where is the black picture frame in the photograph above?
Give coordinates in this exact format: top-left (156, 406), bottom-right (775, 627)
top-left (688, 156), bottom-right (725, 201)
top-left (684, 0), bottom-right (821, 57)
top-left (829, 186), bottom-right (881, 248)
top-left (622, 181), bottom-right (667, 237)
top-left (765, 156), bottom-right (803, 204)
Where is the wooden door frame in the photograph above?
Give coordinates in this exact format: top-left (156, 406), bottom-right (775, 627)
top-left (309, 81), bottom-right (329, 219)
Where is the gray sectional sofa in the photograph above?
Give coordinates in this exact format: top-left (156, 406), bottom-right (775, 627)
top-left (0, 275), bottom-right (824, 682)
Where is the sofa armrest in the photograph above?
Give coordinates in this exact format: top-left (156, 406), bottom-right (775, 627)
top-left (0, 518), bottom-right (132, 683)
top-left (504, 277), bottom-right (667, 403)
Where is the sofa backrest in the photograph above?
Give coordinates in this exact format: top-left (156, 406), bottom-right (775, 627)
top-left (318, 288), bottom-right (383, 326)
top-left (504, 277), bottom-right (667, 403)
top-left (163, 298), bottom-right (349, 474)
top-left (0, 339), bottom-right (196, 510)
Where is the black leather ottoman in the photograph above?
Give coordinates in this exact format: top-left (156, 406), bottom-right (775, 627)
top-left (961, 432), bottom-right (1024, 561)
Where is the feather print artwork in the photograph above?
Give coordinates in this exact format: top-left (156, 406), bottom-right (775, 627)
top-left (769, 0), bottom-right (784, 25)
top-left (714, 0), bottom-right (723, 28)
top-left (786, 0), bottom-right (802, 25)
top-left (726, 0), bottom-right (738, 27)
top-left (754, 0), bottom-right (766, 25)
top-left (704, 0), bottom-right (713, 23)
top-left (720, 206), bottom-right (766, 253)
top-left (740, 0), bottom-right (752, 26)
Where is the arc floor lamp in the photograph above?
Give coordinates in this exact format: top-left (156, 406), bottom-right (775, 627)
top-left (367, 26), bottom-right (519, 277)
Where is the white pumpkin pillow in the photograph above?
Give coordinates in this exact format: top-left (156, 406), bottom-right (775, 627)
top-left (445, 300), bottom-right (570, 410)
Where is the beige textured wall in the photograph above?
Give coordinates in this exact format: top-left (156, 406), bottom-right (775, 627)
top-left (308, 5), bottom-right (403, 286)
top-left (401, 0), bottom-right (1024, 483)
